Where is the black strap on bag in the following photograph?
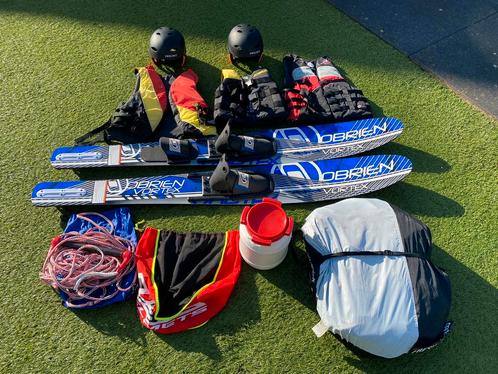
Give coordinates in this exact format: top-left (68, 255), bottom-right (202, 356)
top-left (318, 249), bottom-right (428, 261)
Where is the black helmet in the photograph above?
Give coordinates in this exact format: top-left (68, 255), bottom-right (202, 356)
top-left (148, 27), bottom-right (186, 67)
top-left (227, 24), bottom-right (263, 62)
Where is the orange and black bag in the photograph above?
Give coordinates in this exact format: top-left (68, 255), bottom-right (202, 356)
top-left (136, 227), bottom-right (241, 334)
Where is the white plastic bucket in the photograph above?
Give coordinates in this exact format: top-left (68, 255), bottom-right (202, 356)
top-left (239, 198), bottom-right (293, 270)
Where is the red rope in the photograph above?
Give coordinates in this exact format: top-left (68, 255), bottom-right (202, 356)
top-left (40, 212), bottom-right (136, 308)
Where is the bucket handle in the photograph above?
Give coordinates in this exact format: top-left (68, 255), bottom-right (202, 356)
top-left (240, 206), bottom-right (250, 225)
top-left (285, 216), bottom-right (294, 236)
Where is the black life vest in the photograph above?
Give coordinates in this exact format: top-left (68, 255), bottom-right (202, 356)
top-left (283, 54), bottom-right (372, 123)
top-left (315, 56), bottom-right (372, 121)
top-left (75, 65), bottom-right (169, 145)
top-left (213, 68), bottom-right (287, 128)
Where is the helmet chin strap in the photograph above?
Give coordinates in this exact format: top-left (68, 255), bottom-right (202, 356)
top-left (228, 54), bottom-right (264, 75)
top-left (151, 56), bottom-right (187, 75)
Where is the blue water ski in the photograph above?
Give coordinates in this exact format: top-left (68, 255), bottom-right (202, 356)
top-left (33, 154), bottom-right (412, 206)
top-left (51, 117), bottom-right (404, 169)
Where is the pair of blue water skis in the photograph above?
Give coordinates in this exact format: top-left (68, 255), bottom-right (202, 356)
top-left (31, 117), bottom-right (411, 207)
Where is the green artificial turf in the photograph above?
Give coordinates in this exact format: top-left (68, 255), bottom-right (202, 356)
top-left (0, 0), bottom-right (497, 372)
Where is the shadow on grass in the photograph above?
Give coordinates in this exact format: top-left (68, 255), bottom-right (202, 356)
top-left (59, 164), bottom-right (461, 232)
top-left (229, 54), bottom-right (385, 119)
top-left (156, 264), bottom-right (261, 360)
top-left (56, 202), bottom-right (245, 233)
top-left (0, 1), bottom-right (421, 96)
top-left (375, 181), bottom-right (464, 218)
top-left (259, 242), bottom-right (316, 313)
top-left (380, 142), bottom-right (451, 174)
top-left (69, 140), bottom-right (444, 190)
top-left (261, 180), bottom-right (465, 312)
top-left (0, 1), bottom-right (419, 66)
top-left (73, 298), bottom-right (147, 345)
top-left (71, 239), bottom-right (261, 360)
top-left (262, 224), bottom-right (497, 369)
top-left (179, 56), bottom-right (222, 106)
top-left (340, 245), bottom-right (498, 371)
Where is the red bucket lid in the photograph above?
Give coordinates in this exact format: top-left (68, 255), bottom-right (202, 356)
top-left (240, 198), bottom-right (293, 246)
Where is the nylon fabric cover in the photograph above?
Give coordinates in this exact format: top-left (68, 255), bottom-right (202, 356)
top-left (389, 203), bottom-right (452, 348)
top-left (136, 228), bottom-right (241, 334)
top-left (302, 198), bottom-right (451, 358)
top-left (302, 199), bottom-right (418, 358)
top-left (168, 69), bottom-right (216, 138)
top-left (58, 208), bottom-right (137, 309)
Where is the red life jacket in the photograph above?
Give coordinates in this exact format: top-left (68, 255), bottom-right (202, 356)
top-left (283, 55), bottom-right (330, 123)
top-left (167, 69), bottom-right (216, 138)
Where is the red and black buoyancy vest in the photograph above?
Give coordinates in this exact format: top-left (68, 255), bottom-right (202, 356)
top-left (165, 69), bottom-right (217, 138)
top-left (75, 66), bottom-right (215, 145)
top-left (283, 55), bottom-right (372, 123)
top-left (213, 68), bottom-right (287, 128)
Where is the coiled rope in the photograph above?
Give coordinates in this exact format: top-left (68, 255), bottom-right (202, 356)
top-left (40, 212), bottom-right (136, 308)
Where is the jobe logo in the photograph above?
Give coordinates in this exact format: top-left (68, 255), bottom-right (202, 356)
top-left (169, 138), bottom-right (181, 153)
top-left (238, 172), bottom-right (250, 189)
top-left (121, 144), bottom-right (142, 159)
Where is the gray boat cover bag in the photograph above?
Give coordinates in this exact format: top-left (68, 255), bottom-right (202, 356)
top-left (302, 198), bottom-right (452, 358)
